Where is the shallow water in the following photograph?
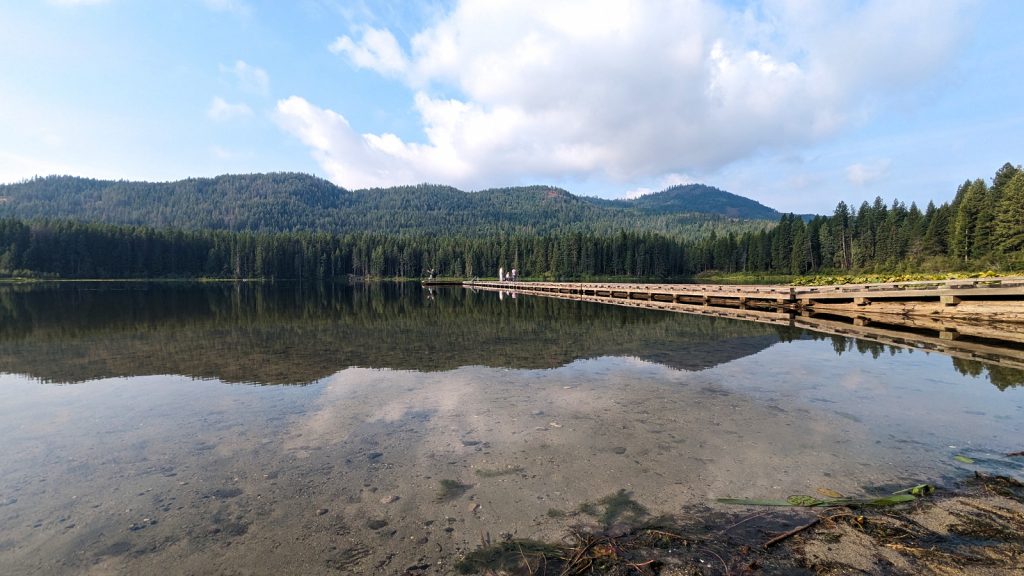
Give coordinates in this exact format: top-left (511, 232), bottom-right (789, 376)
top-left (0, 282), bottom-right (1021, 574)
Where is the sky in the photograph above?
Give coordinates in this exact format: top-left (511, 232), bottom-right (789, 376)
top-left (1, 0), bottom-right (1022, 214)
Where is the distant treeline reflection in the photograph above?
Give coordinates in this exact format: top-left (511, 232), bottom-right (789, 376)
top-left (0, 282), bottom-right (1019, 389)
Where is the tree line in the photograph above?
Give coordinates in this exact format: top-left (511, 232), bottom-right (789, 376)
top-left (1, 163), bottom-right (1021, 280)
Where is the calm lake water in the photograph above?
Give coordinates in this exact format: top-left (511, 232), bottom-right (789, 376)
top-left (0, 282), bottom-right (1021, 574)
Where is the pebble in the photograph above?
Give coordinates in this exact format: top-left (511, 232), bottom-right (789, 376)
top-left (380, 495), bottom-right (399, 504)
top-left (366, 519), bottom-right (388, 530)
top-left (613, 447), bottom-right (627, 455)
top-left (467, 502), bottom-right (480, 513)
top-left (128, 518), bottom-right (158, 531)
top-left (549, 422), bottom-right (562, 428)
top-left (316, 508), bottom-right (329, 516)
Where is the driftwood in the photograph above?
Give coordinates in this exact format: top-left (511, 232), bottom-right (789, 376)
top-left (763, 518), bottom-right (820, 549)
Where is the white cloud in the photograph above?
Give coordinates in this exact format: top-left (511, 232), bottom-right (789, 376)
top-left (329, 28), bottom-right (409, 77)
top-left (624, 173), bottom-right (697, 199)
top-left (202, 0), bottom-right (250, 17)
top-left (624, 187), bottom-right (655, 200)
top-left (274, 96), bottom-right (401, 189)
top-left (661, 173), bottom-right (697, 188)
top-left (207, 97), bottom-right (252, 121)
top-left (283, 0), bottom-right (972, 190)
top-left (222, 60), bottom-right (269, 96)
top-left (846, 159), bottom-right (892, 186)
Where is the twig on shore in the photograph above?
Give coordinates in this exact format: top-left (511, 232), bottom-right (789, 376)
top-left (719, 511), bottom-right (772, 534)
top-left (763, 518), bottom-right (820, 549)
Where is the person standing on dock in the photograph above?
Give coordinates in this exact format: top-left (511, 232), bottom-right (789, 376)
top-left (499, 267), bottom-right (504, 283)
top-left (511, 268), bottom-right (517, 282)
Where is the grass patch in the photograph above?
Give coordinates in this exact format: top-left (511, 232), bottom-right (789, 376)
top-left (696, 269), bottom-right (1024, 286)
top-left (791, 270), bottom-right (1017, 286)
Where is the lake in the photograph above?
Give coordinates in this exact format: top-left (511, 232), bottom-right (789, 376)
top-left (0, 282), bottom-right (1021, 574)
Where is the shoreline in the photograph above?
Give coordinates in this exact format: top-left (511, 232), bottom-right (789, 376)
top-left (5, 269), bottom-right (1021, 287)
top-left (457, 472), bottom-right (1024, 575)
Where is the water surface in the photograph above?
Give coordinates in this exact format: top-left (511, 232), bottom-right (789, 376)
top-left (0, 282), bottom-right (1021, 574)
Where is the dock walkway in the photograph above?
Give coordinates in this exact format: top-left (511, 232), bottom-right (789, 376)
top-left (463, 277), bottom-right (1024, 316)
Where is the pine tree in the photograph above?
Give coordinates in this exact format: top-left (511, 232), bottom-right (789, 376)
top-left (994, 172), bottom-right (1024, 255)
top-left (951, 179), bottom-right (987, 262)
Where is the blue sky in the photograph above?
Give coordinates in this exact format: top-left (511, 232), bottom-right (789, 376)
top-left (1, 0), bottom-right (1021, 214)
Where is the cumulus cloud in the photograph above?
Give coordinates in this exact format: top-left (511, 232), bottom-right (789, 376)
top-left (222, 60), bottom-right (269, 95)
top-left (846, 159), bottom-right (892, 186)
top-left (207, 97), bottom-right (252, 121)
top-left (280, 0), bottom-right (972, 190)
top-left (329, 28), bottom-right (409, 77)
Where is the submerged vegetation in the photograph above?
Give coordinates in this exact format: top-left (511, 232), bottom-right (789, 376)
top-left (717, 483), bottom-right (934, 509)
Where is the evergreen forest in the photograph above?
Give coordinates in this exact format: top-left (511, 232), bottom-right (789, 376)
top-left (0, 174), bottom-right (778, 237)
top-left (0, 163), bottom-right (1021, 280)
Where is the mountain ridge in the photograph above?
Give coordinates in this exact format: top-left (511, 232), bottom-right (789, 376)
top-left (0, 172), bottom-right (783, 238)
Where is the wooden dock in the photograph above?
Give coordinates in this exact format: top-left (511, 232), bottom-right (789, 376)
top-left (464, 280), bottom-right (797, 308)
top-left (461, 277), bottom-right (1024, 370)
top-left (465, 277), bottom-right (1024, 316)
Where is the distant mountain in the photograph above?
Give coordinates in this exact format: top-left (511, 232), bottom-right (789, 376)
top-left (0, 173), bottom-right (782, 237)
top-left (618, 184), bottom-right (781, 220)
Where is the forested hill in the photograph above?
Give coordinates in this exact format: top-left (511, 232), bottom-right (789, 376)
top-left (0, 173), bottom-right (779, 238)
top-left (606, 184), bottom-right (780, 220)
